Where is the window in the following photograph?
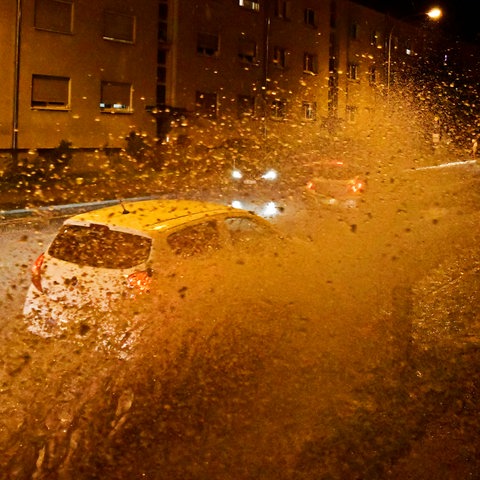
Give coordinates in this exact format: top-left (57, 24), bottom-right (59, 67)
top-left (346, 105), bottom-right (358, 122)
top-left (275, 1), bottom-right (291, 19)
top-left (157, 49), bottom-right (167, 104)
top-left (328, 57), bottom-right (336, 73)
top-left (195, 91), bottom-right (217, 118)
top-left (350, 23), bottom-right (359, 40)
top-left (303, 101), bottom-right (317, 120)
top-left (271, 99), bottom-right (286, 119)
top-left (49, 224), bottom-right (152, 269)
top-left (304, 8), bottom-right (317, 28)
top-left (238, 37), bottom-right (257, 64)
top-left (197, 33), bottom-right (219, 56)
top-left (369, 66), bottom-right (377, 85)
top-left (237, 95), bottom-right (255, 118)
top-left (158, 0), bottom-right (168, 42)
top-left (31, 74), bottom-right (70, 109)
top-left (157, 50), bottom-right (167, 83)
top-left (272, 46), bottom-right (287, 68)
top-left (371, 30), bottom-right (382, 48)
top-left (167, 222), bottom-right (221, 257)
top-left (330, 0), bottom-right (337, 28)
top-left (304, 53), bottom-right (318, 74)
top-left (348, 63), bottom-right (359, 80)
top-left (405, 39), bottom-right (413, 55)
top-left (100, 81), bottom-right (132, 112)
top-left (239, 0), bottom-right (260, 11)
top-left (34, 0), bottom-right (73, 34)
top-left (103, 11), bottom-right (136, 43)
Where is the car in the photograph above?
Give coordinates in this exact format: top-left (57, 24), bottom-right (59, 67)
top-left (224, 158), bottom-right (284, 217)
top-left (23, 199), bottom-right (290, 339)
top-left (301, 159), bottom-right (366, 208)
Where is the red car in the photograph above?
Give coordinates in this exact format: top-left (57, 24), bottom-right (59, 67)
top-left (301, 160), bottom-right (366, 208)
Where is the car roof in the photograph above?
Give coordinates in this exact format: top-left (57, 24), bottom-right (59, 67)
top-left (65, 199), bottom-right (259, 233)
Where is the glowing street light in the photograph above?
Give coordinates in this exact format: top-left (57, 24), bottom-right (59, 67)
top-left (386, 7), bottom-right (443, 94)
top-left (427, 7), bottom-right (443, 20)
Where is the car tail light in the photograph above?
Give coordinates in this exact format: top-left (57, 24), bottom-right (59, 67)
top-left (126, 269), bottom-right (152, 298)
top-left (31, 253), bottom-right (45, 293)
top-left (348, 178), bottom-right (365, 194)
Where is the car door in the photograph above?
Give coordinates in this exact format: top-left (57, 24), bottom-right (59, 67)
top-left (150, 219), bottom-right (229, 310)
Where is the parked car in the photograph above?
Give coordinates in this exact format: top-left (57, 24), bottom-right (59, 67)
top-left (23, 199), bottom-right (298, 339)
top-left (301, 160), bottom-right (367, 208)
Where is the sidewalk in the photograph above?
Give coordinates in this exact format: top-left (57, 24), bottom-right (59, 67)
top-left (0, 169), bottom-right (171, 220)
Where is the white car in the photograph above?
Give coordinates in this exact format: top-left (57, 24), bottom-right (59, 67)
top-left (23, 199), bottom-right (286, 339)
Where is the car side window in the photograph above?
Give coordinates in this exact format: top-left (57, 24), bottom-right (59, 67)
top-left (224, 217), bottom-right (272, 245)
top-left (167, 221), bottom-right (221, 257)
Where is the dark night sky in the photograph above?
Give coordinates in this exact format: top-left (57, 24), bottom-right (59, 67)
top-left (354, 0), bottom-right (478, 42)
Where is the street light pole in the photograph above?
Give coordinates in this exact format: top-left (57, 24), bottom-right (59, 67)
top-left (386, 7), bottom-right (442, 95)
top-left (13, 0), bottom-right (22, 155)
top-left (386, 26), bottom-right (394, 94)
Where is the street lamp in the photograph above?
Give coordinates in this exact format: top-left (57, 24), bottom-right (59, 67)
top-left (427, 7), bottom-right (442, 20)
top-left (386, 7), bottom-right (443, 94)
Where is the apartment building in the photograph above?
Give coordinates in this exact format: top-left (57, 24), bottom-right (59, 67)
top-left (0, 0), bottom-right (158, 155)
top-left (1, 0), bottom-right (471, 163)
top-left (157, 0), bottom-right (340, 149)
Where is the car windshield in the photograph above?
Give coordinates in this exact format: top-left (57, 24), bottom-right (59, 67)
top-left (48, 224), bottom-right (152, 269)
top-left (2, 1), bottom-right (480, 478)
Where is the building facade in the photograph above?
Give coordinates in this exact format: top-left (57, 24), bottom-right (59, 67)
top-left (0, 0), bottom-right (158, 155)
top-left (0, 0), bottom-right (477, 164)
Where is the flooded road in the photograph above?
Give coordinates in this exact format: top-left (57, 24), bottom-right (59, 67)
top-left (1, 164), bottom-right (479, 479)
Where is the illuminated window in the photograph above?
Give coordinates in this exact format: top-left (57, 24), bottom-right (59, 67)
top-left (239, 0), bottom-right (260, 11)
top-left (31, 74), bottom-right (70, 109)
top-left (103, 11), bottom-right (136, 43)
top-left (34, 0), bottom-right (73, 34)
top-left (197, 33), bottom-right (219, 56)
top-left (195, 91), bottom-right (217, 118)
top-left (100, 81), bottom-right (132, 112)
top-left (405, 39), bottom-right (413, 55)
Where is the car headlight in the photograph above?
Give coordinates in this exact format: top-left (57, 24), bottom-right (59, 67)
top-left (231, 200), bottom-right (244, 209)
top-left (262, 169), bottom-right (278, 180)
top-left (262, 201), bottom-right (279, 217)
top-left (232, 169), bottom-right (243, 180)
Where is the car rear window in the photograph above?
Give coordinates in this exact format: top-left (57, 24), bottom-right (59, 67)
top-left (48, 224), bottom-right (152, 269)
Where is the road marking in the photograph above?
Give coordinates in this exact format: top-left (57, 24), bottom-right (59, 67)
top-left (413, 160), bottom-right (477, 171)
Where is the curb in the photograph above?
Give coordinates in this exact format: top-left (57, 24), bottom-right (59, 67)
top-left (0, 195), bottom-right (157, 231)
